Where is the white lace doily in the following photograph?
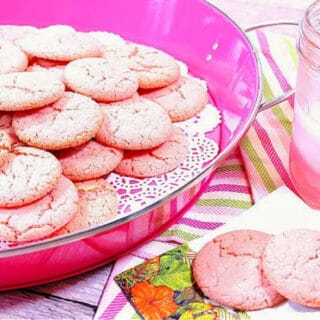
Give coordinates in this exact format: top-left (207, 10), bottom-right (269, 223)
top-left (108, 103), bottom-right (221, 215)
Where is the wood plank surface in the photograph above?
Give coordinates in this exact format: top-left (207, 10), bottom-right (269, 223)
top-left (0, 1), bottom-right (313, 319)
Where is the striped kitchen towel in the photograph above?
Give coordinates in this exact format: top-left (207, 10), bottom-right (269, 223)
top-left (94, 30), bottom-right (298, 320)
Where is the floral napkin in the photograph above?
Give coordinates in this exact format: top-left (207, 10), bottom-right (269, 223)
top-left (113, 186), bottom-right (320, 320)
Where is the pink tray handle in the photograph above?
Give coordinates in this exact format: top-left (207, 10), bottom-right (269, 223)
top-left (245, 20), bottom-right (299, 112)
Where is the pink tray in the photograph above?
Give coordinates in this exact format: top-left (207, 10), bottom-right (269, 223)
top-left (0, 0), bottom-right (261, 290)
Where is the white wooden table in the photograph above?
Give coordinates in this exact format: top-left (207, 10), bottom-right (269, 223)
top-left (0, 1), bottom-right (312, 319)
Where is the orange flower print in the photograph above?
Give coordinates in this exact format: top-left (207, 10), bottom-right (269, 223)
top-left (131, 281), bottom-right (178, 320)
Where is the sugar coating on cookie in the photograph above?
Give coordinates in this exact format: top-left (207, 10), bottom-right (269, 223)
top-left (0, 25), bottom-right (38, 45)
top-left (13, 92), bottom-right (104, 150)
top-left (27, 64), bottom-right (65, 82)
top-left (142, 76), bottom-right (208, 122)
top-left (0, 40), bottom-right (28, 75)
top-left (128, 44), bottom-right (180, 89)
top-left (0, 129), bottom-right (11, 168)
top-left (96, 97), bottom-right (173, 150)
top-left (0, 71), bottom-right (65, 111)
top-left (0, 146), bottom-right (62, 208)
top-left (56, 140), bottom-right (123, 181)
top-left (263, 229), bottom-right (320, 308)
top-left (27, 57), bottom-right (66, 82)
top-left (64, 57), bottom-right (138, 102)
top-left (0, 112), bottom-right (20, 146)
top-left (193, 230), bottom-right (285, 311)
top-left (19, 30), bottom-right (102, 61)
top-left (55, 179), bottom-right (118, 235)
top-left (0, 176), bottom-right (79, 242)
top-left (89, 31), bottom-right (134, 60)
top-left (115, 126), bottom-right (188, 177)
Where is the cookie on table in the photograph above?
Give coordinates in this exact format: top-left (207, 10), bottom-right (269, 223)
top-left (56, 140), bottom-right (123, 181)
top-left (0, 129), bottom-right (11, 168)
top-left (13, 92), bottom-right (104, 150)
top-left (95, 97), bottom-right (173, 150)
top-left (142, 76), bottom-right (208, 122)
top-left (64, 57), bottom-right (138, 102)
top-left (193, 230), bottom-right (286, 311)
top-left (0, 176), bottom-right (79, 242)
top-left (0, 71), bottom-right (65, 111)
top-left (55, 179), bottom-right (118, 235)
top-left (263, 229), bottom-right (320, 308)
top-left (128, 44), bottom-right (180, 89)
top-left (114, 126), bottom-right (188, 178)
top-left (0, 40), bottom-right (28, 75)
top-left (0, 146), bottom-right (62, 208)
top-left (19, 29), bottom-right (102, 61)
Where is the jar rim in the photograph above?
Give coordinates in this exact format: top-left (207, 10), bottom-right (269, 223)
top-left (305, 0), bottom-right (320, 37)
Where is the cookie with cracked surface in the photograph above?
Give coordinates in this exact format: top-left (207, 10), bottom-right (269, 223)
top-left (128, 44), bottom-right (180, 89)
top-left (89, 31), bottom-right (134, 60)
top-left (193, 230), bottom-right (286, 311)
top-left (0, 71), bottom-right (65, 111)
top-left (0, 40), bottom-right (28, 75)
top-left (19, 29), bottom-right (102, 61)
top-left (0, 129), bottom-right (11, 168)
top-left (56, 140), bottom-right (123, 181)
top-left (55, 179), bottom-right (118, 235)
top-left (13, 92), bottom-right (104, 150)
top-left (114, 126), bottom-right (188, 178)
top-left (0, 146), bottom-right (62, 208)
top-left (263, 229), bottom-right (320, 308)
top-left (0, 175), bottom-right (78, 243)
top-left (96, 97), bottom-right (173, 150)
top-left (27, 57), bottom-right (66, 82)
top-left (0, 112), bottom-right (20, 146)
top-left (142, 76), bottom-right (208, 122)
top-left (27, 64), bottom-right (65, 83)
top-left (64, 57), bottom-right (138, 102)
top-left (0, 25), bottom-right (38, 45)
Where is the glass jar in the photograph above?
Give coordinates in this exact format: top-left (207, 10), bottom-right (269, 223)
top-left (289, 0), bottom-right (320, 208)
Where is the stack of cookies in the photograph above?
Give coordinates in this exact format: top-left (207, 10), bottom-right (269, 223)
top-left (0, 24), bottom-right (209, 244)
top-left (193, 228), bottom-right (320, 311)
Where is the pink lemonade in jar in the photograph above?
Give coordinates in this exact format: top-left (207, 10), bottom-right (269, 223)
top-left (290, 102), bottom-right (320, 209)
top-left (289, 1), bottom-right (320, 209)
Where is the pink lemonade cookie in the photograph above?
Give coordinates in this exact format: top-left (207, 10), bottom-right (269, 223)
top-left (13, 92), bottom-right (104, 150)
top-left (0, 71), bottom-right (65, 111)
top-left (128, 44), bottom-right (180, 89)
top-left (142, 76), bottom-right (209, 122)
top-left (263, 229), bottom-right (320, 308)
top-left (19, 29), bottom-right (102, 62)
top-left (193, 230), bottom-right (286, 311)
top-left (96, 97), bottom-right (173, 150)
top-left (27, 57), bottom-right (66, 82)
top-left (0, 25), bottom-right (38, 45)
top-left (64, 57), bottom-right (138, 102)
top-left (0, 176), bottom-right (79, 243)
top-left (114, 126), bottom-right (188, 178)
top-left (0, 129), bottom-right (11, 167)
top-left (0, 40), bottom-right (28, 75)
top-left (89, 31), bottom-right (134, 60)
top-left (56, 140), bottom-right (123, 181)
top-left (0, 112), bottom-right (20, 146)
top-left (0, 146), bottom-right (62, 208)
top-left (55, 179), bottom-right (118, 235)
top-left (27, 64), bottom-right (65, 83)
